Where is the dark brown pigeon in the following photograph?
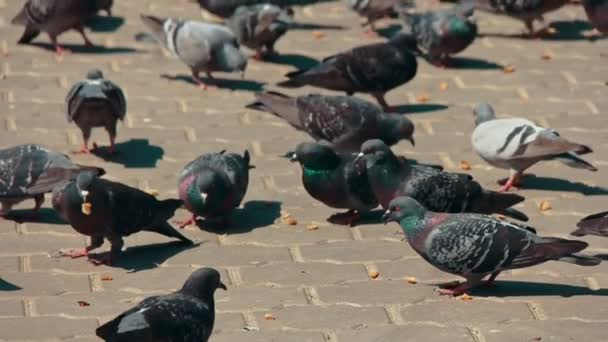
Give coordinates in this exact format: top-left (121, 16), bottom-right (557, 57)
top-left (572, 211), bottom-right (608, 237)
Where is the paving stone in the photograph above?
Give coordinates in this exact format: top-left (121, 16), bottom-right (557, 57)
top-left (256, 305), bottom-right (390, 330)
top-left (240, 262), bottom-right (369, 286)
top-left (336, 324), bottom-right (474, 342)
top-left (0, 317), bottom-right (98, 340)
top-left (212, 331), bottom-right (326, 342)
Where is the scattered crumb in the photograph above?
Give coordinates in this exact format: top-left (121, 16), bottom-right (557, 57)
top-left (459, 294), bottom-right (473, 301)
top-left (307, 224), bottom-right (319, 231)
top-left (101, 275), bottom-right (113, 281)
top-left (369, 271), bottom-right (380, 279)
top-left (77, 301), bottom-right (90, 307)
top-left (459, 160), bottom-right (471, 171)
top-left (416, 94), bottom-right (430, 103)
top-left (312, 31), bottom-right (326, 39)
top-left (546, 27), bottom-right (557, 35)
top-left (541, 52), bottom-right (552, 60)
top-left (145, 189), bottom-right (159, 196)
top-left (406, 277), bottom-right (417, 284)
top-left (496, 214), bottom-right (506, 221)
top-left (439, 82), bottom-right (449, 91)
top-left (503, 65), bottom-right (516, 74)
top-left (285, 218), bottom-right (298, 225)
top-left (538, 200), bottom-right (552, 213)
top-left (264, 313), bottom-right (276, 320)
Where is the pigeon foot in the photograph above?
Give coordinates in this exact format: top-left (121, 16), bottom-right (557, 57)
top-left (55, 45), bottom-right (72, 56)
top-left (61, 248), bottom-right (89, 259)
top-left (88, 253), bottom-right (113, 266)
top-left (176, 215), bottom-right (198, 229)
top-left (327, 211), bottom-right (361, 227)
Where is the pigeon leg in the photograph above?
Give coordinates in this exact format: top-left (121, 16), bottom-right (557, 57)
top-left (327, 210), bottom-right (361, 227)
top-left (436, 276), bottom-right (484, 296)
top-left (62, 236), bottom-right (104, 258)
top-left (75, 26), bottom-right (95, 48)
top-left (484, 271), bottom-right (502, 287)
top-left (253, 50), bottom-right (264, 60)
top-left (0, 201), bottom-right (13, 216)
top-left (49, 35), bottom-right (71, 55)
top-left (176, 214), bottom-right (198, 229)
top-left (499, 171), bottom-right (522, 192)
top-left (32, 194), bottom-right (44, 212)
top-left (89, 236), bottom-right (123, 266)
top-left (372, 93), bottom-right (390, 111)
top-left (105, 121), bottom-right (118, 155)
top-left (105, 8), bottom-right (112, 16)
top-left (191, 71), bottom-right (216, 90)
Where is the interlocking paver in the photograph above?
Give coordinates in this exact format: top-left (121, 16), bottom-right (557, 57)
top-left (1, 0), bottom-right (607, 340)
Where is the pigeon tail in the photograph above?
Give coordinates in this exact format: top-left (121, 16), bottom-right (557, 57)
top-left (502, 207), bottom-right (529, 222)
top-left (558, 253), bottom-right (602, 266)
top-left (474, 190), bottom-right (526, 219)
top-left (553, 152), bottom-right (597, 171)
top-left (156, 199), bottom-right (184, 221)
top-left (17, 27), bottom-right (41, 44)
top-left (146, 221), bottom-right (193, 244)
top-left (571, 210), bottom-right (608, 236)
top-left (249, 92), bottom-right (301, 128)
top-left (75, 165), bottom-right (106, 178)
top-left (277, 70), bottom-right (307, 88)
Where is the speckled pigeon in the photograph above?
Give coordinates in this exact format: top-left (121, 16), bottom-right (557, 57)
top-left (359, 139), bottom-right (529, 221)
top-left (52, 172), bottom-right (192, 265)
top-left (471, 103), bottom-right (596, 192)
top-left (140, 14), bottom-right (248, 89)
top-left (10, 0), bottom-right (112, 55)
top-left (276, 34), bottom-right (419, 110)
top-left (0, 144), bottom-right (104, 216)
top-left (96, 267), bottom-right (226, 342)
top-left (247, 91), bottom-right (415, 152)
top-left (571, 211), bottom-right (608, 237)
top-left (65, 69), bottom-right (126, 155)
top-left (582, 0), bottom-right (608, 34)
top-left (177, 150), bottom-right (253, 228)
top-left (468, 0), bottom-right (569, 36)
top-left (343, 0), bottom-right (414, 31)
top-left (383, 196), bottom-right (601, 296)
top-left (226, 4), bottom-right (293, 59)
top-left (286, 142), bottom-right (378, 225)
top-left (398, 3), bottom-right (477, 66)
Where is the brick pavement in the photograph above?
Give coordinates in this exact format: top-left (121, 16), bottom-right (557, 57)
top-left (0, 0), bottom-right (607, 341)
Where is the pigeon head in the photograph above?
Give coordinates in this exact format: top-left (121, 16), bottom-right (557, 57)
top-left (389, 32), bottom-right (422, 55)
top-left (216, 42), bottom-right (248, 74)
top-left (358, 139), bottom-right (392, 157)
top-left (86, 69), bottom-right (104, 80)
top-left (473, 102), bottom-right (496, 126)
top-left (292, 142), bottom-right (340, 170)
top-left (140, 14), bottom-right (174, 50)
top-left (181, 267), bottom-right (227, 299)
top-left (187, 169), bottom-right (230, 213)
top-left (379, 114), bottom-right (415, 146)
top-left (75, 171), bottom-right (97, 202)
top-left (382, 196), bottom-right (427, 224)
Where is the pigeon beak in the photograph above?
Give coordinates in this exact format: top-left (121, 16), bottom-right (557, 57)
top-left (281, 151), bottom-right (298, 162)
top-left (408, 137), bottom-right (415, 146)
top-left (354, 152), bottom-right (365, 162)
top-left (79, 190), bottom-right (89, 201)
top-left (218, 281), bottom-right (228, 291)
top-left (200, 192), bottom-right (208, 202)
top-left (381, 209), bottom-right (395, 225)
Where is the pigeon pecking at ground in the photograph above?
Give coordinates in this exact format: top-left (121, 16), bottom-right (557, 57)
top-left (358, 139), bottom-right (529, 221)
top-left (52, 172), bottom-right (192, 265)
top-left (226, 4), bottom-right (293, 60)
top-left (140, 14), bottom-right (248, 89)
top-left (277, 33), bottom-right (419, 110)
top-left (0, 144), bottom-right (105, 217)
top-left (247, 91), bottom-right (415, 152)
top-left (383, 196), bottom-right (601, 296)
top-left (343, 0), bottom-right (414, 32)
top-left (177, 150), bottom-right (253, 229)
top-left (572, 211), bottom-right (608, 237)
top-left (397, 2), bottom-right (477, 67)
top-left (471, 103), bottom-right (596, 192)
top-left (65, 69), bottom-right (126, 155)
top-left (195, 0), bottom-right (322, 18)
top-left (96, 267), bottom-right (226, 341)
top-left (10, 0), bottom-right (113, 55)
top-left (467, 0), bottom-right (569, 37)
top-left (582, 0), bottom-right (608, 34)
top-left (285, 142), bottom-right (378, 226)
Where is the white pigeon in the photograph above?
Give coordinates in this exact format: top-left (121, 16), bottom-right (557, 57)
top-left (471, 103), bottom-right (597, 192)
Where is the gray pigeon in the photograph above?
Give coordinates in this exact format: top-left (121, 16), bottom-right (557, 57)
top-left (65, 69), bottom-right (126, 155)
top-left (277, 34), bottom-right (419, 110)
top-left (196, 0), bottom-right (321, 17)
top-left (582, 0), bottom-right (608, 34)
top-left (0, 144), bottom-right (105, 216)
top-left (52, 172), bottom-right (192, 265)
top-left (468, 0), bottom-right (569, 36)
top-left (358, 139), bottom-right (529, 221)
top-left (140, 15), bottom-right (248, 89)
top-left (398, 3), bottom-right (477, 66)
top-left (96, 267), bottom-right (226, 342)
top-left (343, 0), bottom-right (413, 31)
top-left (10, 0), bottom-right (112, 55)
top-left (383, 196), bottom-right (601, 296)
top-left (471, 103), bottom-right (596, 192)
top-left (571, 211), bottom-right (608, 237)
top-left (177, 150), bottom-right (253, 228)
top-left (286, 142), bottom-right (378, 226)
top-left (247, 91), bottom-right (415, 152)
top-left (226, 4), bottom-right (293, 59)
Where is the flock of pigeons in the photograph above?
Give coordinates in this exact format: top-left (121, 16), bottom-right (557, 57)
top-left (1, 0), bottom-right (607, 340)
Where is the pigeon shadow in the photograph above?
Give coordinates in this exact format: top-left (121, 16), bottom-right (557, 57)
top-left (0, 278), bottom-right (21, 292)
top-left (92, 139), bottom-right (164, 168)
top-left (3, 208), bottom-right (67, 225)
top-left (264, 53), bottom-right (319, 70)
top-left (377, 24), bottom-right (403, 40)
top-left (593, 254), bottom-right (608, 261)
top-left (160, 74), bottom-right (265, 92)
top-left (328, 209), bottom-right (385, 227)
top-left (472, 280), bottom-right (608, 298)
top-left (93, 240), bottom-right (200, 272)
top-left (478, 20), bottom-right (595, 41)
top-left (195, 200), bottom-right (282, 234)
top-left (290, 22), bottom-right (345, 30)
top-left (27, 42), bottom-right (137, 54)
top-left (85, 15), bottom-right (125, 32)
top-left (444, 56), bottom-right (503, 70)
top-left (391, 103), bottom-right (449, 114)
top-left (519, 176), bottom-right (608, 196)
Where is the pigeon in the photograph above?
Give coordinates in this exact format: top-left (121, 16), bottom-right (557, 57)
top-left (226, 4), bottom-right (293, 59)
top-left (0, 144), bottom-right (105, 216)
top-left (196, 0), bottom-right (321, 18)
top-left (358, 139), bottom-right (529, 221)
top-left (96, 267), bottom-right (226, 342)
top-left (247, 91), bottom-right (415, 152)
top-left (277, 33), bottom-right (419, 110)
top-left (52, 172), bottom-right (192, 265)
top-left (467, 0), bottom-right (569, 36)
top-left (571, 211), bottom-right (608, 237)
top-left (10, 0), bottom-right (112, 55)
top-left (582, 0), bottom-right (608, 34)
top-left (343, 0), bottom-right (414, 31)
top-left (177, 150), bottom-right (253, 228)
top-left (65, 69), bottom-right (126, 155)
top-left (286, 142), bottom-right (378, 225)
top-left (140, 15), bottom-right (248, 89)
top-left (383, 196), bottom-right (601, 296)
top-left (398, 3), bottom-right (477, 66)
top-left (471, 103), bottom-right (596, 192)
